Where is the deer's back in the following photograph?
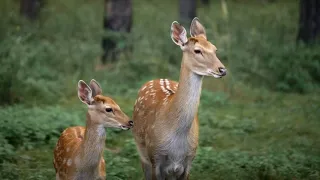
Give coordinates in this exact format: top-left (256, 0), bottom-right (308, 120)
top-left (132, 79), bottom-right (178, 148)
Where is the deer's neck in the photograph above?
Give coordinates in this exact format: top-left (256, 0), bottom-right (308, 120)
top-left (78, 111), bottom-right (106, 176)
top-left (169, 54), bottom-right (203, 134)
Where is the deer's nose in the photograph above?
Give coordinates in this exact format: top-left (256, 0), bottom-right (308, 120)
top-left (128, 120), bottom-right (134, 127)
top-left (218, 67), bottom-right (227, 76)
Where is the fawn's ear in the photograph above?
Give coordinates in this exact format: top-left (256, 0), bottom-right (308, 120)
top-left (89, 79), bottom-right (102, 97)
top-left (171, 21), bottom-right (188, 47)
top-left (190, 17), bottom-right (207, 39)
top-left (78, 80), bottom-right (93, 105)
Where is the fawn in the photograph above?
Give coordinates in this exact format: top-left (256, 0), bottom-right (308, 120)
top-left (53, 79), bottom-right (133, 180)
top-left (132, 17), bottom-right (226, 179)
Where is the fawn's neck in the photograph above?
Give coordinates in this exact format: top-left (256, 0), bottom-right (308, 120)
top-left (78, 111), bottom-right (106, 176)
top-left (168, 54), bottom-right (203, 134)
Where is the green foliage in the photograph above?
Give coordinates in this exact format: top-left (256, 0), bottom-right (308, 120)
top-left (0, 0), bottom-right (319, 106)
top-left (0, 91), bottom-right (319, 180)
top-left (0, 0), bottom-right (320, 179)
top-left (266, 45), bottom-right (320, 92)
top-left (192, 147), bottom-right (320, 180)
top-left (0, 105), bottom-right (84, 151)
top-left (0, 134), bottom-right (15, 163)
top-left (105, 139), bottom-right (140, 179)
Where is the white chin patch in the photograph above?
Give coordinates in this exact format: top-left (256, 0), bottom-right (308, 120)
top-left (120, 126), bottom-right (129, 130)
top-left (212, 74), bottom-right (222, 78)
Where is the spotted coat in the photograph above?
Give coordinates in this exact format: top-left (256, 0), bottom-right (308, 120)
top-left (53, 126), bottom-right (106, 180)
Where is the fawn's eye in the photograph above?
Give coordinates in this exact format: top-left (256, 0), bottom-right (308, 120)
top-left (194, 49), bottom-right (201, 54)
top-left (105, 108), bottom-right (113, 112)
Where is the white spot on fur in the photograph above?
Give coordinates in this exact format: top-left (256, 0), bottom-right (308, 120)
top-left (165, 79), bottom-right (175, 93)
top-left (67, 159), bottom-right (72, 166)
top-left (141, 86), bottom-right (147, 91)
top-left (160, 79), bottom-right (168, 94)
top-left (160, 79), bottom-right (174, 95)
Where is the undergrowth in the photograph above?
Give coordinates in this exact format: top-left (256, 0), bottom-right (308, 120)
top-left (0, 0), bottom-right (320, 179)
top-left (0, 0), bottom-right (319, 106)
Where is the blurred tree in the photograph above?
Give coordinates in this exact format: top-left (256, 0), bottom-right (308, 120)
top-left (258, 0), bottom-right (276, 3)
top-left (297, 0), bottom-right (320, 44)
top-left (179, 0), bottom-right (196, 26)
top-left (101, 0), bottom-right (132, 64)
top-left (20, 0), bottom-right (43, 20)
top-left (201, 0), bottom-right (209, 5)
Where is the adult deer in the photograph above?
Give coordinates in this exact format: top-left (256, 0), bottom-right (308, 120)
top-left (132, 17), bottom-right (227, 180)
top-left (53, 79), bottom-right (133, 180)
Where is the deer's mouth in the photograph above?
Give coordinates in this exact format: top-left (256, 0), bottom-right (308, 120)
top-left (209, 71), bottom-right (223, 78)
top-left (118, 120), bottom-right (133, 130)
top-left (207, 69), bottom-right (226, 78)
top-left (120, 125), bottom-right (132, 130)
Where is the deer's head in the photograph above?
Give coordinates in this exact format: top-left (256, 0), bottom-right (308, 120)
top-left (171, 17), bottom-right (227, 78)
top-left (78, 79), bottom-right (133, 130)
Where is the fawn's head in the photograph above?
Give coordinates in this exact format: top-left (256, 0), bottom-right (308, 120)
top-left (78, 79), bottom-right (133, 130)
top-left (171, 17), bottom-right (226, 78)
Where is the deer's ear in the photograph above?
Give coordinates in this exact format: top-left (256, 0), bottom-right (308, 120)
top-left (78, 80), bottom-right (93, 105)
top-left (171, 21), bottom-right (188, 47)
top-left (89, 79), bottom-right (102, 97)
top-left (190, 17), bottom-right (207, 39)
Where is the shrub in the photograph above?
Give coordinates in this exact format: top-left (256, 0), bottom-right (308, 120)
top-left (191, 147), bottom-right (320, 180)
top-left (0, 105), bottom-right (84, 150)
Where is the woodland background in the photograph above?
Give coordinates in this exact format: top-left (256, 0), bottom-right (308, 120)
top-left (0, 0), bottom-right (319, 179)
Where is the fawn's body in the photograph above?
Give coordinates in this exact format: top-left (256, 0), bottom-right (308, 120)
top-left (132, 18), bottom-right (227, 179)
top-left (54, 79), bottom-right (133, 180)
top-left (54, 125), bottom-right (106, 180)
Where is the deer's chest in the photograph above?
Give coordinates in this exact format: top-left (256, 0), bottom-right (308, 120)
top-left (155, 133), bottom-right (196, 175)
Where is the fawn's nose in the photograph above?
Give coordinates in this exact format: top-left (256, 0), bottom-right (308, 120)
top-left (128, 120), bottom-right (134, 127)
top-left (218, 67), bottom-right (227, 76)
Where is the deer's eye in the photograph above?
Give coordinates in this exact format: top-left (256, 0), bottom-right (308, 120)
top-left (105, 108), bottom-right (113, 112)
top-left (194, 49), bottom-right (201, 54)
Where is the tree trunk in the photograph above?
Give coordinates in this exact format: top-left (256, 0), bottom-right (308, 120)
top-left (297, 0), bottom-right (320, 44)
top-left (20, 0), bottom-right (42, 20)
top-left (101, 0), bottom-right (132, 64)
top-left (201, 0), bottom-right (209, 5)
top-left (179, 0), bottom-right (196, 26)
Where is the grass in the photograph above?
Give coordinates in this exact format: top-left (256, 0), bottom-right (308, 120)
top-left (0, 0), bottom-right (320, 179)
top-left (1, 87), bottom-right (319, 179)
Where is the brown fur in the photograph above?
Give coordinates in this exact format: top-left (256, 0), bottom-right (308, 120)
top-left (53, 126), bottom-right (106, 179)
top-left (54, 80), bottom-right (132, 180)
top-left (132, 18), bottom-right (226, 179)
